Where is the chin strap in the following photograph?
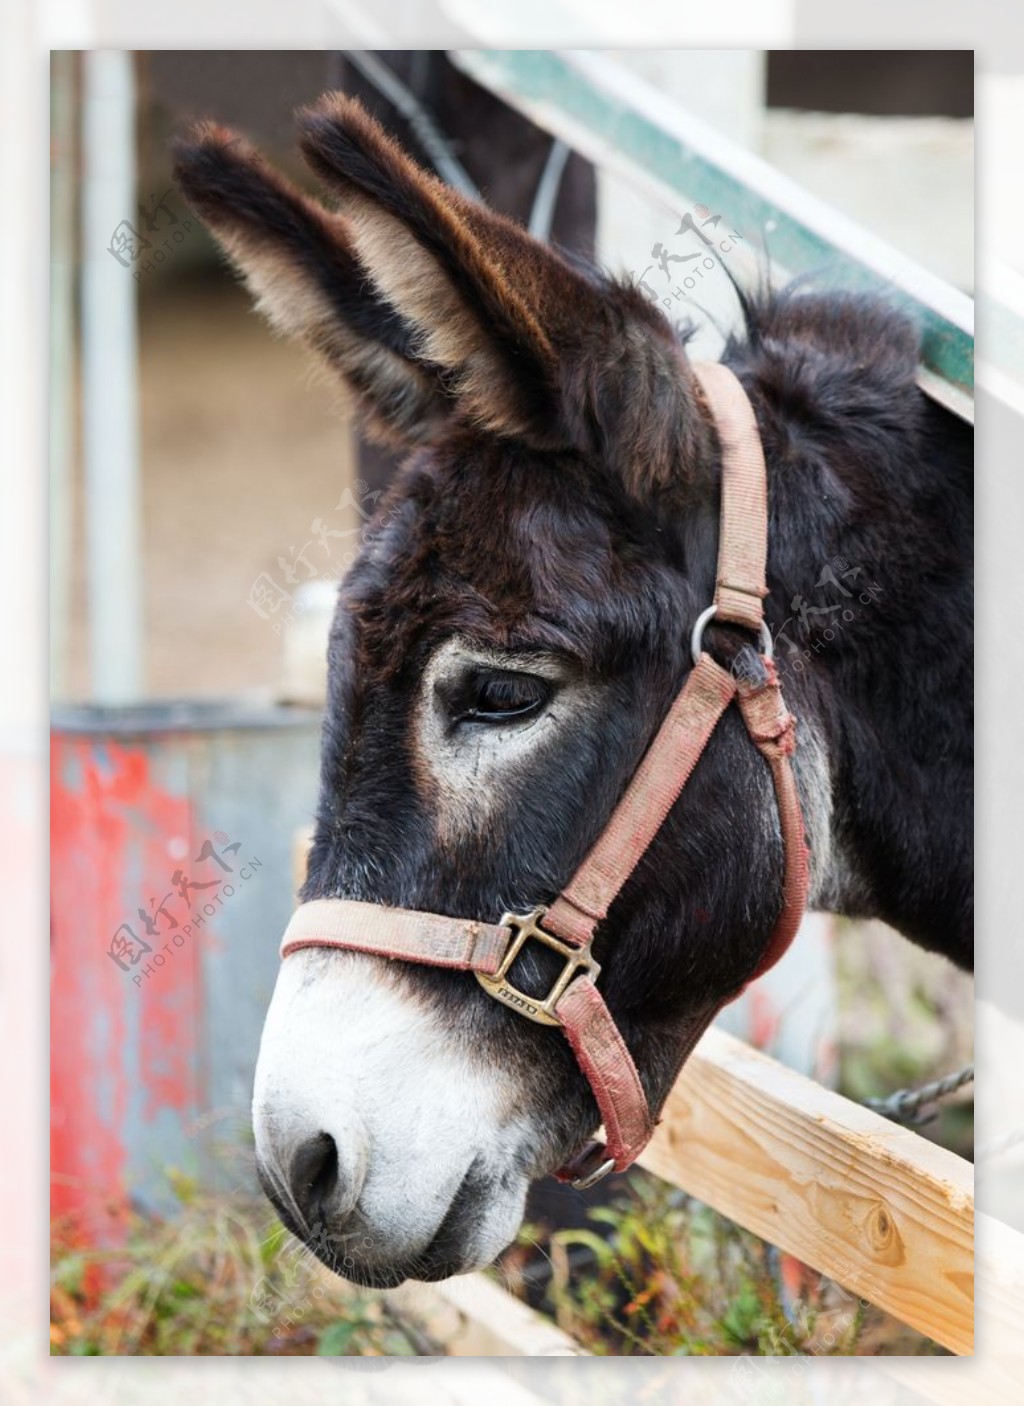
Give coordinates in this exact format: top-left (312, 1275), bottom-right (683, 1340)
top-left (279, 361), bottom-right (810, 1189)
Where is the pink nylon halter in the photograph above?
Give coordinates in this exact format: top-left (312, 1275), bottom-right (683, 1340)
top-left (279, 362), bottom-right (811, 1190)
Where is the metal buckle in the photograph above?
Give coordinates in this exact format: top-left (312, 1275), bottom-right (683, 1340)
top-left (475, 905), bottom-right (600, 1027)
top-left (691, 603), bottom-right (773, 666)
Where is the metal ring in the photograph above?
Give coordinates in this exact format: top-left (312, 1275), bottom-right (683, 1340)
top-left (690, 604), bottom-right (773, 666)
top-left (570, 1156), bottom-right (616, 1192)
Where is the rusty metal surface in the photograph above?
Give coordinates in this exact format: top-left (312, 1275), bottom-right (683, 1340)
top-left (51, 703), bottom-right (321, 1229)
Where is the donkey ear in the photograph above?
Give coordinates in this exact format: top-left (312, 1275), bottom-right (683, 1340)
top-left (171, 123), bottom-right (452, 447)
top-left (175, 101), bottom-right (710, 490)
top-left (294, 94), bottom-right (573, 446)
top-left (296, 94), bottom-right (711, 492)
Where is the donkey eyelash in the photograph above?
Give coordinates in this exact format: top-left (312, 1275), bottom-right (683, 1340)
top-left (448, 670), bottom-right (554, 726)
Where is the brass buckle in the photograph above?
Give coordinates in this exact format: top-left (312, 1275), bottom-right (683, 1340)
top-left (475, 906), bottom-right (600, 1027)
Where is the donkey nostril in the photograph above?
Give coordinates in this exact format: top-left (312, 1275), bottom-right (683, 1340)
top-left (290, 1131), bottom-right (339, 1225)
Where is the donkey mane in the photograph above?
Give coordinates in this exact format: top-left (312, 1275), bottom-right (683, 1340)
top-left (727, 284), bottom-right (972, 963)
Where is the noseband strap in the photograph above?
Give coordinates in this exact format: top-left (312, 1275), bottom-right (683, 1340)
top-left (279, 899), bottom-right (512, 973)
top-left (279, 361), bottom-right (810, 1189)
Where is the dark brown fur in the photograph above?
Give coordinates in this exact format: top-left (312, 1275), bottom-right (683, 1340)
top-left (174, 95), bottom-right (972, 1278)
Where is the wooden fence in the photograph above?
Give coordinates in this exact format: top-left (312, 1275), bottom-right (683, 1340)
top-left (293, 831), bottom-right (979, 1355)
top-left (375, 1027), bottom-right (975, 1355)
top-left (638, 1027), bottom-right (973, 1351)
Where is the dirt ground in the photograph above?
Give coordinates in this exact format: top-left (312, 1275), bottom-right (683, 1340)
top-left (64, 272), bottom-right (364, 700)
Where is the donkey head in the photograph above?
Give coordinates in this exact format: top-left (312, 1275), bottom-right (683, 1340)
top-left (174, 96), bottom-right (806, 1287)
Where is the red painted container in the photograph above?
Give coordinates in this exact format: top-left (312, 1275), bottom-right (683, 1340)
top-left (50, 701), bottom-right (320, 1244)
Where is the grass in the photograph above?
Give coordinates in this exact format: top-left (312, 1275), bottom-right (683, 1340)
top-left (50, 1167), bottom-right (951, 1357)
top-left (49, 1173), bottom-right (435, 1357)
top-left (496, 1172), bottom-right (947, 1356)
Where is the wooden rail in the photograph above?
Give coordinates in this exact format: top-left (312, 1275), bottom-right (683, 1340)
top-left (637, 1026), bottom-right (973, 1353)
top-left (382, 1272), bottom-right (588, 1356)
top-left (382, 1030), bottom-right (977, 1357)
top-left (326, 1020), bottom-right (978, 1358)
top-left (451, 48), bottom-right (976, 423)
top-left (291, 870), bottom-right (978, 1356)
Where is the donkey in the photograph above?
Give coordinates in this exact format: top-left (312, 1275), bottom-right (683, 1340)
top-left (173, 93), bottom-right (972, 1289)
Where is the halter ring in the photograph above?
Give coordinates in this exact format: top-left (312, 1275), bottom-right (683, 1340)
top-left (690, 604), bottom-right (773, 667)
top-left (570, 1153), bottom-right (616, 1192)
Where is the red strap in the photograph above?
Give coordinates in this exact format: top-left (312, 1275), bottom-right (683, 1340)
top-left (691, 362), bottom-right (768, 632)
top-left (554, 976), bottom-right (653, 1172)
top-left (553, 663), bottom-right (809, 1176)
top-left (545, 653), bottom-right (738, 948)
top-left (280, 898), bottom-right (511, 975)
top-left (547, 657), bottom-right (809, 1175)
top-left (734, 659), bottom-right (811, 986)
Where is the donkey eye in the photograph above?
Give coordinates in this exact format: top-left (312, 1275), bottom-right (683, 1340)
top-left (455, 670), bottom-right (552, 725)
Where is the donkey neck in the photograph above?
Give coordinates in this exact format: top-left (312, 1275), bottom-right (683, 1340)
top-left (722, 321), bottom-right (972, 968)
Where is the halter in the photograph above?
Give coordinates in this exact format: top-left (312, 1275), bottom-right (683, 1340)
top-left (279, 361), bottom-right (810, 1190)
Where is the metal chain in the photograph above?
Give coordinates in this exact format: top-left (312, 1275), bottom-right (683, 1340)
top-left (863, 1062), bottom-right (974, 1126)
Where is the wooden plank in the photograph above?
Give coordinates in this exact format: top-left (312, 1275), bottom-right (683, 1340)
top-left (381, 1271), bottom-right (589, 1357)
top-left (637, 1025), bottom-right (974, 1354)
top-left (879, 1217), bottom-right (1024, 1406)
top-left (451, 48), bottom-right (975, 422)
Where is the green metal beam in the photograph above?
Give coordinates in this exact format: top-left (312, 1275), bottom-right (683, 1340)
top-left (452, 49), bottom-right (976, 420)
